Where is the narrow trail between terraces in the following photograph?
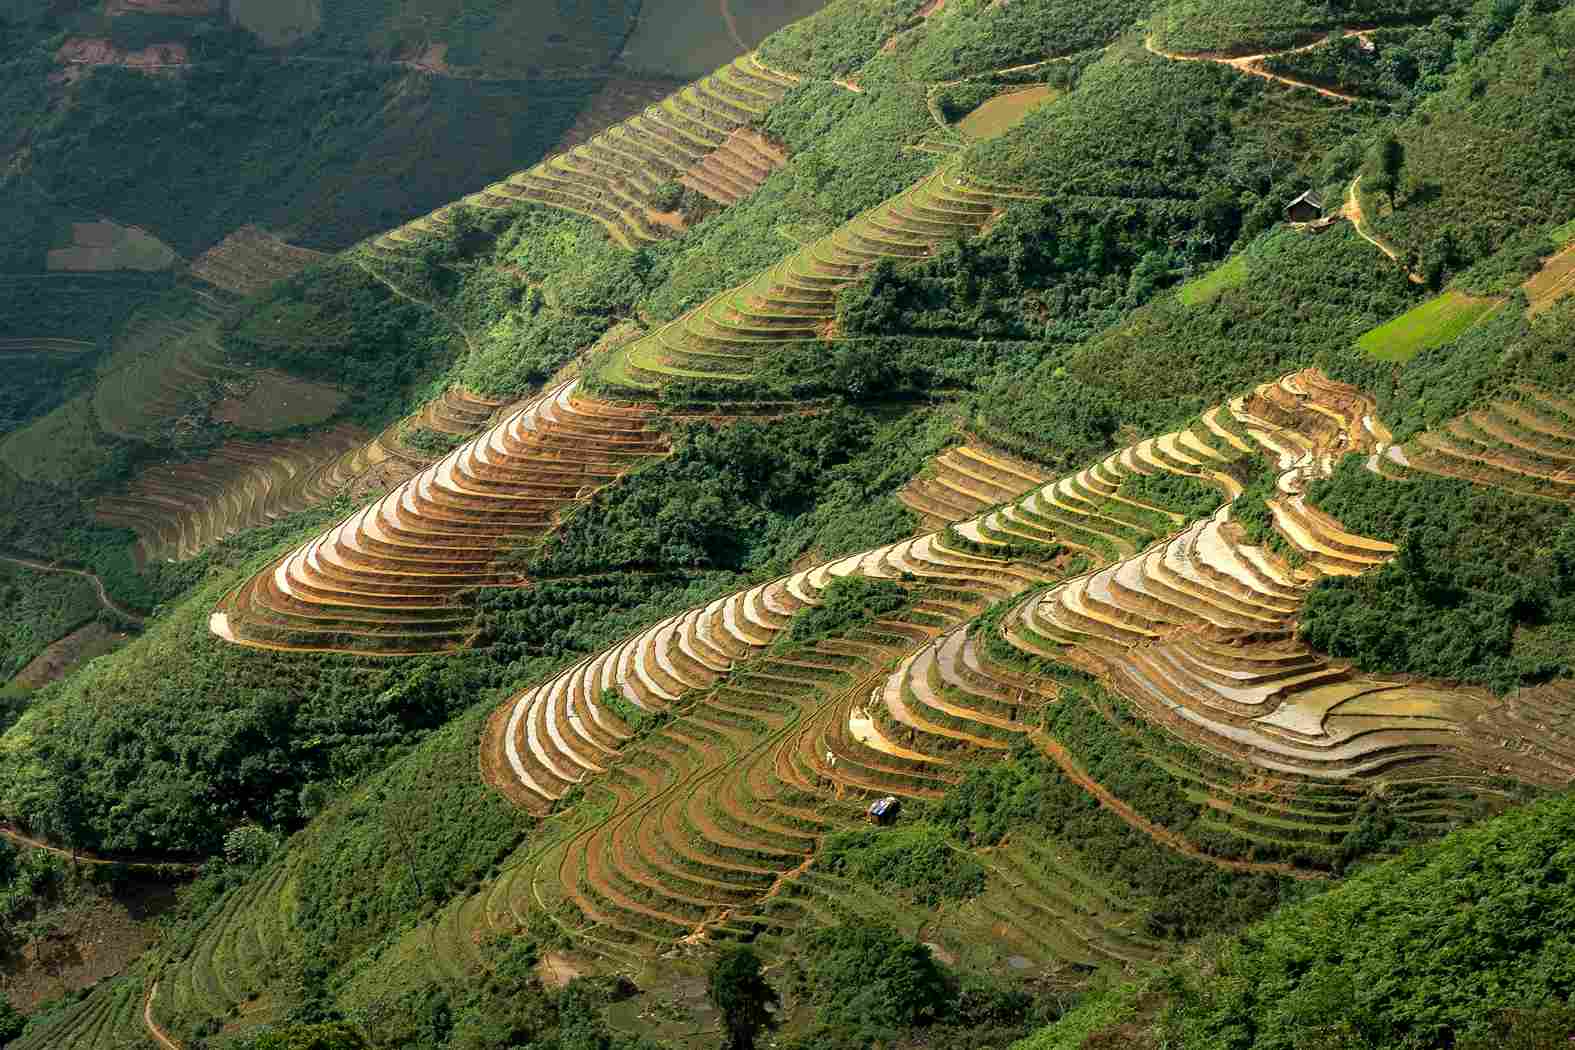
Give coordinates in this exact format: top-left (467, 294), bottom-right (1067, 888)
top-left (1142, 30), bottom-right (1367, 103)
top-left (0, 554), bottom-right (144, 624)
top-left (144, 983), bottom-right (181, 1050)
top-left (1344, 175), bottom-right (1428, 283)
top-left (1030, 730), bottom-right (1331, 881)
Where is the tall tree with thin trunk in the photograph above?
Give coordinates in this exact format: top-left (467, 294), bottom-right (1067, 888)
top-left (708, 946), bottom-right (779, 1050)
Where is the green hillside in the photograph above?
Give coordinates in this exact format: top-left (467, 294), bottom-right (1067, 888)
top-left (0, 0), bottom-right (1573, 1047)
top-left (1016, 789), bottom-right (1575, 1049)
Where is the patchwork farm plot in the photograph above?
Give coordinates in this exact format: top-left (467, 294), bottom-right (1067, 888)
top-left (188, 226), bottom-right (325, 297)
top-left (956, 86), bottom-right (1061, 140)
top-left (89, 286), bottom-right (243, 440)
top-left (1355, 290), bottom-right (1500, 362)
top-left (371, 56), bottom-right (799, 253)
top-left (209, 372), bottom-right (346, 431)
top-left (45, 220), bottom-right (179, 272)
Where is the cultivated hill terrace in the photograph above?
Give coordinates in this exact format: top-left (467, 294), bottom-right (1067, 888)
top-left (4, 0), bottom-right (1575, 1047)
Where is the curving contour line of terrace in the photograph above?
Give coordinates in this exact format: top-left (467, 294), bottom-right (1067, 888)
top-left (210, 155), bottom-right (1027, 654)
top-left (371, 54), bottom-right (800, 253)
top-left (464, 369), bottom-right (1575, 957)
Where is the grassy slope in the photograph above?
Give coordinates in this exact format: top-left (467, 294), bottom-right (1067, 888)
top-left (1368, 5), bottom-right (1575, 290)
top-left (1017, 790), bottom-right (1575, 1049)
top-left (1354, 290), bottom-right (1500, 361)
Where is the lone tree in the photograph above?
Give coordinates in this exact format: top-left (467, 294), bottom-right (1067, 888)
top-left (1369, 134), bottom-right (1405, 210)
top-left (707, 946), bottom-right (779, 1050)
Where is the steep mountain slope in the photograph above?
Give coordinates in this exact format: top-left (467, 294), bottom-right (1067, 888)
top-left (1, 0), bottom-right (1573, 1047)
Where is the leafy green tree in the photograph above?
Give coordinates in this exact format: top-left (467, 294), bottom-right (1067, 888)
top-left (1368, 134), bottom-right (1405, 210)
top-left (0, 997), bottom-right (23, 1042)
top-left (233, 1022), bottom-right (369, 1050)
top-left (801, 920), bottom-right (950, 1032)
top-left (708, 947), bottom-right (780, 1050)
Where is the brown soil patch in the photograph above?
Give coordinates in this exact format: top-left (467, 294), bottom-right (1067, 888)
top-left (1, 879), bottom-right (179, 1012)
top-left (211, 371), bottom-right (345, 429)
top-left (1525, 243), bottom-right (1575, 315)
top-left (537, 951), bottom-right (588, 989)
top-left (190, 226), bottom-right (325, 296)
top-left (12, 623), bottom-right (132, 690)
top-left (46, 221), bottom-right (178, 273)
top-left (552, 78), bottom-right (685, 154)
top-left (731, 127), bottom-right (788, 167)
top-left (56, 37), bottom-right (189, 70)
top-left (408, 42), bottom-right (454, 75)
top-left (646, 208), bottom-right (687, 232)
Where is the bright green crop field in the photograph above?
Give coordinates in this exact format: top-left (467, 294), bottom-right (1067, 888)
top-left (1355, 291), bottom-right (1501, 362)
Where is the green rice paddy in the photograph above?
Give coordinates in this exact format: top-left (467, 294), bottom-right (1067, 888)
top-left (956, 86), bottom-right (1061, 140)
top-left (1355, 290), bottom-right (1501, 362)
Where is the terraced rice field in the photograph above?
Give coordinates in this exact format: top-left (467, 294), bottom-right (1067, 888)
top-left (475, 368), bottom-right (1575, 960)
top-left (125, 858), bottom-right (297, 1048)
top-left (1354, 290), bottom-right (1500, 362)
top-left (599, 164), bottom-right (1024, 388)
top-left (91, 285), bottom-right (243, 440)
top-left (955, 86), bottom-right (1060, 140)
top-left (210, 381), bottom-right (665, 654)
top-left (66, 376), bottom-right (1575, 1045)
top-left (95, 424), bottom-right (371, 564)
top-left (678, 127), bottom-right (789, 206)
top-left (370, 55), bottom-right (797, 254)
top-left (188, 226), bottom-right (326, 297)
top-left (898, 443), bottom-right (1049, 529)
top-left (1389, 388), bottom-right (1575, 499)
top-left (7, 969), bottom-right (152, 1050)
top-left (1525, 242), bottom-right (1575, 315)
top-left (100, 386), bottom-right (510, 565)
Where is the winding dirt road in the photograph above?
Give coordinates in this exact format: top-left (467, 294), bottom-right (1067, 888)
top-left (0, 822), bottom-right (200, 871)
top-left (0, 554), bottom-right (144, 625)
top-left (144, 982), bottom-right (181, 1050)
top-left (1344, 175), bottom-right (1427, 283)
top-left (1143, 31), bottom-right (1364, 103)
